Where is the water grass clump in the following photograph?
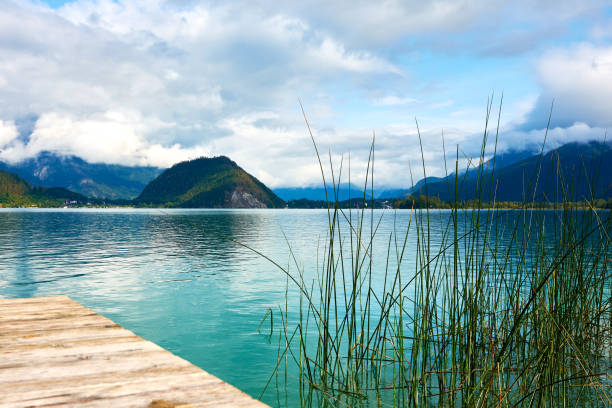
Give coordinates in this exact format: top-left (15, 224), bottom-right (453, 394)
top-left (260, 100), bottom-right (612, 407)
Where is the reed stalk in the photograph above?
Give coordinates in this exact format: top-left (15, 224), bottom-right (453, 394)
top-left (261, 99), bottom-right (612, 407)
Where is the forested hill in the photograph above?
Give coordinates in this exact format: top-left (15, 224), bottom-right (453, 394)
top-left (0, 169), bottom-right (86, 207)
top-left (135, 156), bottom-right (285, 208)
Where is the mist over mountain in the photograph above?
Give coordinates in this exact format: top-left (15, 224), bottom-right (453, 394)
top-left (0, 152), bottom-right (163, 199)
top-left (274, 148), bottom-right (536, 202)
top-left (0, 140), bottom-right (609, 207)
top-left (413, 141), bottom-right (612, 202)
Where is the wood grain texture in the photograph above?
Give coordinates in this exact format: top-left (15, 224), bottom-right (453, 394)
top-left (0, 296), bottom-right (269, 408)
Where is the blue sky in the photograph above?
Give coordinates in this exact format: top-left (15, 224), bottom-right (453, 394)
top-left (0, 0), bottom-right (610, 187)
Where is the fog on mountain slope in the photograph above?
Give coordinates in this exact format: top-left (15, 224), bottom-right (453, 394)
top-left (0, 152), bottom-right (163, 200)
top-left (414, 141), bottom-right (612, 202)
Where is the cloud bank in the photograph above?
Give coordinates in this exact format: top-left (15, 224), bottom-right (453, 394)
top-left (0, 0), bottom-right (609, 186)
top-left (524, 44), bottom-right (612, 129)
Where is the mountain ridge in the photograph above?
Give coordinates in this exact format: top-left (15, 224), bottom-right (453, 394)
top-left (2, 140), bottom-right (610, 207)
top-left (0, 152), bottom-right (163, 200)
top-left (412, 141), bottom-right (612, 202)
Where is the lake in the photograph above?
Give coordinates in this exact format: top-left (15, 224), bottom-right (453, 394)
top-left (0, 208), bottom-right (421, 405)
top-left (1, 208), bottom-right (609, 407)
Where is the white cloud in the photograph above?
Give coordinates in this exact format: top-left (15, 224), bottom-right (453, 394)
top-left (309, 37), bottom-right (402, 74)
top-left (243, 0), bottom-right (608, 52)
top-left (590, 19), bottom-right (612, 40)
top-left (0, 1), bottom-right (403, 165)
top-left (0, 111), bottom-right (208, 167)
top-left (374, 96), bottom-right (418, 106)
top-left (0, 0), bottom-right (608, 188)
top-left (525, 44), bottom-right (612, 129)
top-left (539, 44), bottom-right (612, 124)
top-left (0, 120), bottom-right (18, 147)
top-left (430, 100), bottom-right (453, 109)
top-left (500, 122), bottom-right (609, 154)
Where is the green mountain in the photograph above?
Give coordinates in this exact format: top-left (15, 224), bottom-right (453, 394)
top-left (136, 156), bottom-right (285, 208)
top-left (414, 141), bottom-right (612, 202)
top-left (0, 152), bottom-right (163, 200)
top-left (0, 169), bottom-right (87, 207)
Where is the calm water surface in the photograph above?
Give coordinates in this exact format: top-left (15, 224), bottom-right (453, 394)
top-left (0, 208), bottom-right (418, 405)
top-left (2, 208), bottom-right (607, 406)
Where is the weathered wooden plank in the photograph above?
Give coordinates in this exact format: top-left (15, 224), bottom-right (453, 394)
top-left (1, 373), bottom-right (224, 404)
top-left (0, 301), bottom-right (81, 314)
top-left (0, 314), bottom-right (120, 332)
top-left (0, 296), bottom-right (268, 407)
top-left (0, 335), bottom-right (156, 365)
top-left (0, 349), bottom-right (187, 380)
top-left (0, 326), bottom-right (132, 346)
top-left (0, 365), bottom-right (202, 395)
top-left (0, 296), bottom-right (72, 305)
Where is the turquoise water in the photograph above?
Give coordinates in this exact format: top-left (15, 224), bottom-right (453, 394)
top-left (0, 208), bottom-right (418, 405)
top-left (2, 208), bottom-right (608, 406)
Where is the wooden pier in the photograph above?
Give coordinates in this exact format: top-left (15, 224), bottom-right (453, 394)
top-left (0, 296), bottom-right (269, 407)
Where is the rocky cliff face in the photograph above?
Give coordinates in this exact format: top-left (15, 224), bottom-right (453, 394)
top-left (228, 189), bottom-right (266, 208)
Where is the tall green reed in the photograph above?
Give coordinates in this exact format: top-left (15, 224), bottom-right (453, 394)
top-left (260, 99), bottom-right (611, 407)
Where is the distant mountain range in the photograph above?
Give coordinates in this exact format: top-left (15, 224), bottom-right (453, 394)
top-left (274, 179), bottom-right (444, 201)
top-left (273, 149), bottom-right (534, 202)
top-left (414, 141), bottom-right (612, 201)
top-left (1, 141), bottom-right (610, 208)
top-left (0, 152), bottom-right (162, 199)
top-left (274, 184), bottom-right (366, 201)
top-left (136, 156), bottom-right (285, 208)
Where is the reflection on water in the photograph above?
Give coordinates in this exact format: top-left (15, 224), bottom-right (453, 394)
top-left (3, 208), bottom-right (598, 405)
top-left (0, 208), bottom-right (343, 405)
